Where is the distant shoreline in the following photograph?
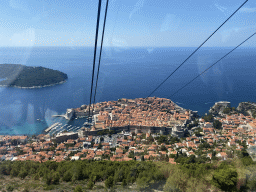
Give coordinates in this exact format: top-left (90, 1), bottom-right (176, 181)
top-left (0, 80), bottom-right (67, 89)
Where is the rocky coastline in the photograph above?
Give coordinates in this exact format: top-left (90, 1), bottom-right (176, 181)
top-left (0, 80), bottom-right (67, 89)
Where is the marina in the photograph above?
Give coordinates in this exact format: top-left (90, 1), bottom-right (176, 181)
top-left (47, 122), bottom-right (83, 136)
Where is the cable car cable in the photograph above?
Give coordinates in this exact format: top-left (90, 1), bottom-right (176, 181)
top-left (93, 0), bottom-right (110, 107)
top-left (88, 0), bottom-right (102, 119)
top-left (169, 32), bottom-right (256, 98)
top-left (147, 0), bottom-right (248, 98)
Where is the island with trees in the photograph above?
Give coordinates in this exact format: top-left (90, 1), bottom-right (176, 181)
top-left (0, 64), bottom-right (68, 88)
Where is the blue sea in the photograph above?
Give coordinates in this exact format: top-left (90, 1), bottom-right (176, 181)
top-left (0, 46), bottom-right (255, 135)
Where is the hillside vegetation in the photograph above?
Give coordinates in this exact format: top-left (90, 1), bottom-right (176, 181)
top-left (0, 160), bottom-right (165, 191)
top-left (0, 156), bottom-right (256, 191)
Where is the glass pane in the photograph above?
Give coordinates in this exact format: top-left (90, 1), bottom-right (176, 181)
top-left (0, 0), bottom-right (255, 147)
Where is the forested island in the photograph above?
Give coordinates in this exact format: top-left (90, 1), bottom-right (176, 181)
top-left (0, 64), bottom-right (68, 88)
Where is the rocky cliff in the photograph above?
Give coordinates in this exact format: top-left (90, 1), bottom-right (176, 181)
top-left (237, 102), bottom-right (256, 117)
top-left (209, 101), bottom-right (231, 115)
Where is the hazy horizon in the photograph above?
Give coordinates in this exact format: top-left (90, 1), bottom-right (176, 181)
top-left (0, 0), bottom-right (255, 48)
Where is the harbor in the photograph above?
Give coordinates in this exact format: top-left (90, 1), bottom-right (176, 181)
top-left (44, 115), bottom-right (93, 136)
top-left (45, 121), bottom-right (83, 135)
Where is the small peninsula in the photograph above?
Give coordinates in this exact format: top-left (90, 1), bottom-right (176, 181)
top-left (0, 64), bottom-right (68, 88)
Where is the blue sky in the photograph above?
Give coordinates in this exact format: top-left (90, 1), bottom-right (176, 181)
top-left (0, 0), bottom-right (255, 47)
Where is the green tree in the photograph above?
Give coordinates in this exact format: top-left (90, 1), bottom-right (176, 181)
top-left (128, 151), bottom-right (135, 159)
top-left (52, 172), bottom-right (60, 184)
top-left (63, 171), bottom-right (72, 182)
top-left (223, 107), bottom-right (231, 114)
top-left (74, 185), bottom-right (83, 192)
top-left (121, 179), bottom-right (127, 187)
top-left (156, 135), bottom-right (168, 144)
top-left (10, 165), bottom-right (20, 177)
top-left (203, 114), bottom-right (213, 122)
top-left (18, 167), bottom-right (28, 179)
top-left (170, 137), bottom-right (180, 144)
top-left (72, 164), bottom-right (83, 181)
top-left (212, 151), bottom-right (216, 158)
top-left (42, 170), bottom-right (59, 185)
top-left (98, 143), bottom-right (102, 149)
top-left (44, 173), bottom-right (52, 186)
top-left (105, 176), bottom-right (114, 188)
top-left (213, 120), bottom-right (222, 129)
top-left (212, 167), bottom-right (238, 191)
top-left (241, 156), bottom-right (254, 166)
top-left (87, 180), bottom-right (94, 189)
top-left (34, 173), bottom-right (40, 180)
top-left (160, 145), bottom-right (167, 151)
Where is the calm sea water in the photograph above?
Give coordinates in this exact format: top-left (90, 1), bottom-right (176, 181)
top-left (0, 46), bottom-right (255, 135)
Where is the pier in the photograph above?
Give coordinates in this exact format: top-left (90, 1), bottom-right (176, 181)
top-left (52, 114), bottom-right (69, 120)
top-left (45, 122), bottom-right (60, 133)
top-left (52, 108), bottom-right (75, 120)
